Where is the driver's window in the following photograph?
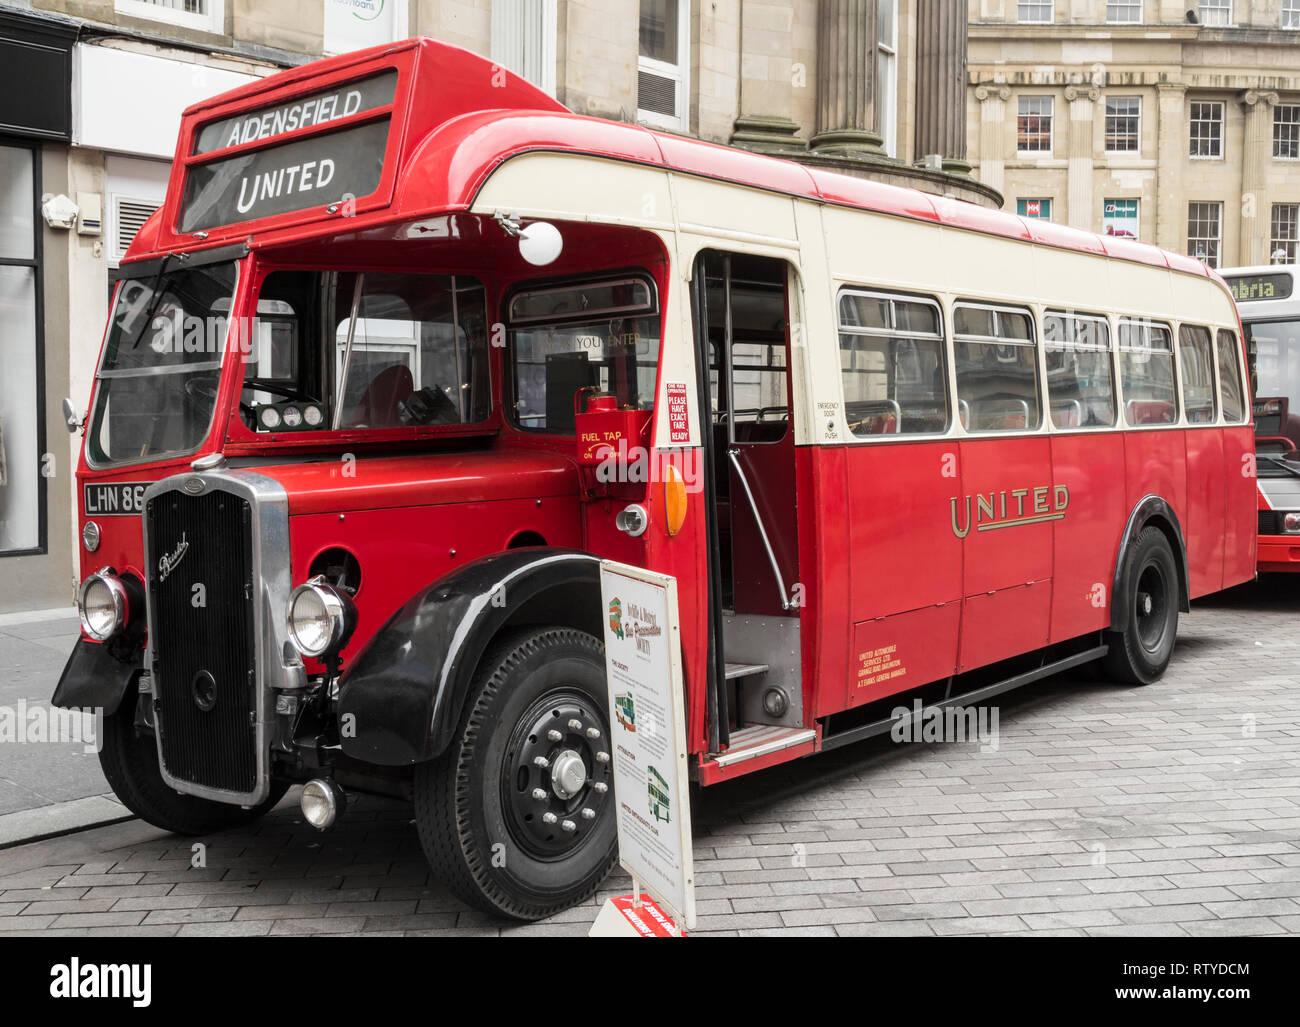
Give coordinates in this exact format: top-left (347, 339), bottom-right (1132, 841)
top-left (243, 271), bottom-right (490, 433)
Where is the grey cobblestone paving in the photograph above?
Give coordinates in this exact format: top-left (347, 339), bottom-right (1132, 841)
top-left (0, 578), bottom-right (1296, 936)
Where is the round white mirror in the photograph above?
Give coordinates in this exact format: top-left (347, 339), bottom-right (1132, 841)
top-left (518, 221), bottom-right (563, 266)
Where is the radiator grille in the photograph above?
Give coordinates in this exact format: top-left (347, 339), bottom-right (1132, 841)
top-left (146, 489), bottom-right (258, 793)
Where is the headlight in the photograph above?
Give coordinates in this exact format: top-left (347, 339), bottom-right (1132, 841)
top-left (78, 568), bottom-right (129, 642)
top-left (1285, 512), bottom-right (1300, 533)
top-left (286, 577), bottom-right (356, 658)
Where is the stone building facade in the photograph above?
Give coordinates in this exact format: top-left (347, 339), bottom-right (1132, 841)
top-left (0, 0), bottom-right (987, 613)
top-left (967, 0), bottom-right (1300, 267)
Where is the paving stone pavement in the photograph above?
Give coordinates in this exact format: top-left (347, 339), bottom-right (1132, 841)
top-left (0, 578), bottom-right (1296, 937)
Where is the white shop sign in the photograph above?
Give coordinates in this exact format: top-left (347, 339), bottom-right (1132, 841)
top-left (597, 561), bottom-right (695, 931)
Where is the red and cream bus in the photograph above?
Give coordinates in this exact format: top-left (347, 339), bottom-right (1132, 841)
top-left (54, 37), bottom-right (1256, 921)
top-left (1222, 264), bottom-right (1300, 572)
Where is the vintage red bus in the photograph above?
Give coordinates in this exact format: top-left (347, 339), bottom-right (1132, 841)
top-left (54, 37), bottom-right (1256, 921)
top-left (1221, 264), bottom-right (1300, 573)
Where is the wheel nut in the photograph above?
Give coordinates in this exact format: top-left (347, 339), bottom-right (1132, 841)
top-left (561, 819), bottom-right (576, 833)
top-left (585, 727), bottom-right (601, 740)
top-left (542, 812), bottom-right (558, 825)
top-left (533, 756), bottom-right (549, 769)
top-left (567, 718), bottom-right (583, 731)
top-left (531, 788), bottom-right (547, 801)
top-left (592, 781), bottom-right (608, 793)
top-left (547, 729), bottom-right (562, 742)
top-left (581, 808), bottom-right (596, 820)
top-left (596, 751), bottom-right (610, 764)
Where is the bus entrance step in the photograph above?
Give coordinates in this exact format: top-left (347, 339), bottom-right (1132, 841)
top-left (712, 725), bottom-right (816, 768)
top-left (724, 662), bottom-right (769, 681)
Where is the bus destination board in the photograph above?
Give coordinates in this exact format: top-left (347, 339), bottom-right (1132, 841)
top-left (181, 70), bottom-right (398, 233)
top-left (1226, 272), bottom-right (1293, 303)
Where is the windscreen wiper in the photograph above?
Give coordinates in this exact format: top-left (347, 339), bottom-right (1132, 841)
top-left (128, 252), bottom-right (184, 350)
top-left (1258, 453), bottom-right (1300, 478)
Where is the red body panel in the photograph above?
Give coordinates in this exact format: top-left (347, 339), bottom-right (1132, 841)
top-left (1048, 433), bottom-right (1126, 641)
top-left (1184, 430), bottom-right (1227, 597)
top-left (955, 437), bottom-right (1053, 671)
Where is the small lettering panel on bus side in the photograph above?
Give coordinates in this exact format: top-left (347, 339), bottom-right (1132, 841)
top-left (84, 483), bottom-right (150, 516)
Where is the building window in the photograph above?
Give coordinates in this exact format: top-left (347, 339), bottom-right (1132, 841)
top-left (1189, 101), bottom-right (1224, 159)
top-left (1187, 202), bottom-right (1223, 268)
top-left (876, 0), bottom-right (898, 158)
top-left (1017, 97), bottom-right (1053, 153)
top-left (1017, 198), bottom-right (1052, 220)
top-left (1285, 0), bottom-right (1300, 29)
top-left (1274, 105), bottom-right (1300, 159)
top-left (1272, 204), bottom-right (1299, 264)
top-left (1198, 0), bottom-right (1233, 26)
top-left (490, 0), bottom-right (558, 96)
top-left (1106, 1), bottom-right (1143, 23)
top-left (0, 142), bottom-right (44, 556)
top-left (1103, 198), bottom-right (1140, 239)
top-left (1017, 1), bottom-right (1054, 23)
top-left (1105, 97), bottom-right (1141, 153)
top-left (638, 0), bottom-right (690, 132)
top-left (114, 0), bottom-right (225, 34)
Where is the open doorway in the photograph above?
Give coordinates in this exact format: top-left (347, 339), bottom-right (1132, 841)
top-left (691, 251), bottom-right (806, 751)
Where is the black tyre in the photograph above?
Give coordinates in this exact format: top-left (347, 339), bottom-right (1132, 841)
top-left (1103, 526), bottom-right (1180, 685)
top-left (99, 693), bottom-right (289, 835)
top-left (414, 627), bottom-right (617, 921)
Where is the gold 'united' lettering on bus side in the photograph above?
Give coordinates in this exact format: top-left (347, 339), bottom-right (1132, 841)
top-left (950, 485), bottom-right (1070, 539)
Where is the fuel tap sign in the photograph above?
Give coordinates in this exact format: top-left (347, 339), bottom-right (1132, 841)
top-left (595, 561), bottom-right (695, 933)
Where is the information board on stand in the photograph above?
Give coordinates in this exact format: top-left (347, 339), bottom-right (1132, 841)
top-left (591, 561), bottom-right (695, 936)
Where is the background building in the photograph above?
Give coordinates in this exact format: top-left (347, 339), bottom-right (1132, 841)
top-left (0, 0), bottom-right (987, 613)
top-left (967, 0), bottom-right (1300, 268)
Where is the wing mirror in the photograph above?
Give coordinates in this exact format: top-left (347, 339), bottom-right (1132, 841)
top-left (61, 398), bottom-right (83, 433)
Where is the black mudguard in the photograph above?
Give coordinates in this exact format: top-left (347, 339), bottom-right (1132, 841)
top-left (337, 548), bottom-right (602, 766)
top-left (1110, 495), bottom-right (1191, 632)
top-left (51, 638), bottom-right (142, 716)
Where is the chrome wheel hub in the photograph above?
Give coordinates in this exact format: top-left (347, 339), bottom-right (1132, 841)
top-left (551, 749), bottom-right (587, 800)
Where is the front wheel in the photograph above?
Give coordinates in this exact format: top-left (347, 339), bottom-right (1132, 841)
top-left (98, 694), bottom-right (288, 835)
top-left (1103, 526), bottom-right (1180, 685)
top-left (414, 627), bottom-right (617, 921)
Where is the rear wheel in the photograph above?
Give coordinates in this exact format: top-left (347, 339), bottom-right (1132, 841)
top-left (99, 694), bottom-right (288, 835)
top-left (1103, 526), bottom-right (1180, 685)
top-left (414, 627), bottom-right (617, 921)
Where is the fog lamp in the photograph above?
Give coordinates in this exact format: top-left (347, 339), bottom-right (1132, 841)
top-left (286, 576), bottom-right (356, 658)
top-left (301, 778), bottom-right (346, 830)
top-left (78, 568), bottom-right (130, 641)
top-left (82, 520), bottom-right (101, 553)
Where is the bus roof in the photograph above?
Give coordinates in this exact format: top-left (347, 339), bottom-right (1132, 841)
top-left (126, 35), bottom-right (1219, 283)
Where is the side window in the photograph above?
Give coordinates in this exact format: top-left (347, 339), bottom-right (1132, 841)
top-left (242, 271), bottom-right (491, 433)
top-left (953, 303), bottom-right (1041, 432)
top-left (1044, 311), bottom-right (1115, 428)
top-left (1178, 325), bottom-right (1217, 424)
top-left (1216, 329), bottom-right (1245, 424)
top-left (508, 276), bottom-right (661, 433)
top-left (837, 290), bottom-right (948, 436)
top-left (1118, 319), bottom-right (1177, 425)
